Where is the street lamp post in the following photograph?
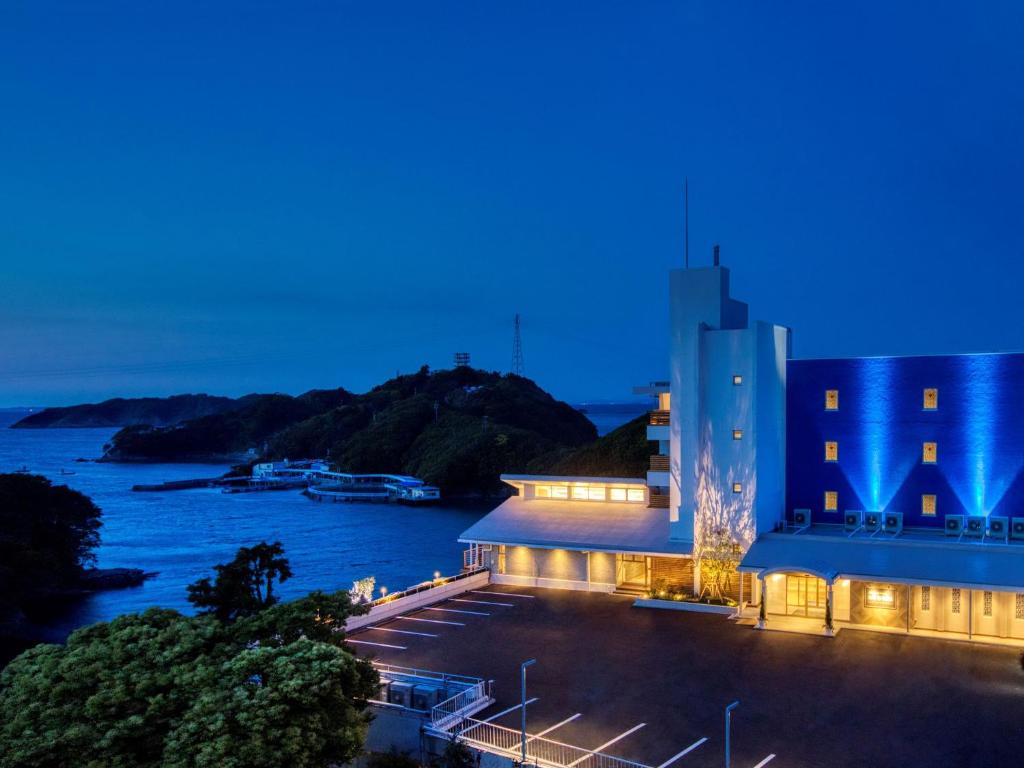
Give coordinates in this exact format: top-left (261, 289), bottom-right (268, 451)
top-left (725, 700), bottom-right (740, 768)
top-left (521, 659), bottom-right (536, 765)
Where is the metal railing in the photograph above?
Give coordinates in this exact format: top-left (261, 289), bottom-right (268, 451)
top-left (366, 567), bottom-right (487, 608)
top-left (648, 455), bottom-right (669, 471)
top-left (373, 662), bottom-right (483, 690)
top-left (648, 410), bottom-right (670, 426)
top-left (431, 681), bottom-right (491, 729)
top-left (452, 717), bottom-right (649, 768)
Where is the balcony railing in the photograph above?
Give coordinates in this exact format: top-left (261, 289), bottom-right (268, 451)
top-left (648, 410), bottom-right (670, 426)
top-left (649, 493), bottom-right (670, 508)
top-left (649, 455), bottom-right (669, 472)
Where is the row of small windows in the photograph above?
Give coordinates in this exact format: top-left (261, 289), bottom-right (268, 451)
top-left (534, 485), bottom-right (646, 503)
top-left (926, 590), bottom-right (1024, 619)
top-left (824, 388), bottom-right (939, 411)
top-left (823, 491), bottom-right (939, 516)
top-left (821, 440), bottom-right (937, 464)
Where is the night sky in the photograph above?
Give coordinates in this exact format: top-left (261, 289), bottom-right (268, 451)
top-left (2, 2), bottom-right (1022, 407)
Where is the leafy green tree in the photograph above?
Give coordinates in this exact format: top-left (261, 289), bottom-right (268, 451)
top-left (434, 736), bottom-right (477, 768)
top-left (187, 541), bottom-right (293, 621)
top-left (368, 748), bottom-right (422, 768)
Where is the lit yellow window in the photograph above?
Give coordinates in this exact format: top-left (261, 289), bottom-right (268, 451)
top-left (587, 487), bottom-right (606, 501)
top-left (825, 390), bottom-right (839, 411)
top-left (609, 488), bottom-right (627, 502)
top-left (534, 485), bottom-right (551, 498)
top-left (550, 486), bottom-right (568, 499)
top-left (825, 441), bottom-right (838, 462)
top-left (732, 482), bottom-right (742, 494)
top-left (922, 494), bottom-right (936, 516)
top-left (732, 429), bottom-right (743, 440)
top-left (923, 442), bottom-right (937, 464)
top-left (923, 388), bottom-right (938, 410)
top-left (824, 491), bottom-right (838, 511)
top-left (732, 375), bottom-right (743, 386)
top-left (571, 486), bottom-right (588, 500)
top-left (626, 488), bottom-right (646, 502)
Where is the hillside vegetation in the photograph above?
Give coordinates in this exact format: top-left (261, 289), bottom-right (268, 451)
top-left (530, 413), bottom-right (652, 478)
top-left (11, 394), bottom-right (246, 428)
top-left (103, 368), bottom-right (597, 495)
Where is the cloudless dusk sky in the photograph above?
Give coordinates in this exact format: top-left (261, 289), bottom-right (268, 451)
top-left (1, 2), bottom-right (1022, 407)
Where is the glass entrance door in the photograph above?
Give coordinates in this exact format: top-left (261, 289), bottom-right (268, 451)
top-left (787, 575), bottom-right (827, 617)
top-left (617, 554), bottom-right (647, 588)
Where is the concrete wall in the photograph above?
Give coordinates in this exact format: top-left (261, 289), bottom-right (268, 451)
top-left (494, 546), bottom-right (616, 592)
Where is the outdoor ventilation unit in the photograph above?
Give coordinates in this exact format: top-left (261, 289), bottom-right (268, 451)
top-left (883, 512), bottom-right (903, 535)
top-left (987, 516), bottom-right (1008, 540)
top-left (792, 509), bottom-right (811, 527)
top-left (864, 512), bottom-right (882, 532)
top-left (1012, 518), bottom-right (1024, 541)
top-left (965, 516), bottom-right (986, 537)
top-left (844, 510), bottom-right (864, 531)
top-left (387, 681), bottom-right (413, 709)
top-left (945, 515), bottom-right (965, 536)
top-left (411, 684), bottom-right (443, 711)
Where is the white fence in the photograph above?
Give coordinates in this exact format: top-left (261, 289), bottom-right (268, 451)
top-left (430, 681), bottom-right (493, 730)
top-left (346, 568), bottom-right (490, 631)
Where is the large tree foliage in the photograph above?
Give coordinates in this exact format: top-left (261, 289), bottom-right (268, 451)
top-left (186, 541), bottom-right (293, 621)
top-left (0, 589), bottom-right (377, 768)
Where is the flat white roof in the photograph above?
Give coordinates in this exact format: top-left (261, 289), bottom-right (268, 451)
top-left (739, 531), bottom-right (1024, 591)
top-left (459, 496), bottom-right (691, 556)
top-left (501, 474), bottom-right (647, 487)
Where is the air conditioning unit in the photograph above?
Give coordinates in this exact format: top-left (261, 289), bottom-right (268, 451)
top-left (411, 684), bottom-right (443, 711)
top-left (376, 680), bottom-right (391, 703)
top-left (864, 512), bottom-right (882, 532)
top-left (387, 681), bottom-right (413, 709)
top-left (965, 516), bottom-right (986, 537)
top-left (1011, 518), bottom-right (1024, 541)
top-left (883, 512), bottom-right (903, 535)
top-left (945, 514), bottom-right (965, 536)
top-left (987, 516), bottom-right (1008, 540)
top-left (844, 510), bottom-right (864, 531)
top-left (792, 508), bottom-right (811, 527)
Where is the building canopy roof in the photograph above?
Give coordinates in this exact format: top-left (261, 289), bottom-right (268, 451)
top-left (459, 496), bottom-right (690, 556)
top-left (739, 531), bottom-right (1024, 591)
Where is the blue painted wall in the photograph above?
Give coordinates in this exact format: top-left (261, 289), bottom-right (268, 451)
top-left (786, 353), bottom-right (1024, 527)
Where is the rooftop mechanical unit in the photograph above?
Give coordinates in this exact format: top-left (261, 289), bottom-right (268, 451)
top-left (844, 510), bottom-right (864, 531)
top-left (387, 681), bottom-right (413, 709)
top-left (987, 516), bottom-right (1008, 541)
top-left (792, 509), bottom-right (811, 527)
top-left (1012, 518), bottom-right (1024, 541)
top-left (883, 512), bottom-right (903, 535)
top-left (411, 684), bottom-right (445, 711)
top-left (945, 514), bottom-right (965, 536)
top-left (965, 516), bottom-right (986, 537)
top-left (864, 512), bottom-right (882, 532)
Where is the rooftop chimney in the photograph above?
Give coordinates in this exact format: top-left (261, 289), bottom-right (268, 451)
top-left (713, 244), bottom-right (720, 266)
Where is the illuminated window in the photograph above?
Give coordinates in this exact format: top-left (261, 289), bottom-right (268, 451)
top-left (824, 491), bottom-right (838, 512)
top-left (609, 488), bottom-right (627, 502)
top-left (626, 488), bottom-right (646, 502)
top-left (732, 429), bottom-right (743, 440)
top-left (922, 494), bottom-right (937, 516)
top-left (825, 389), bottom-right (839, 411)
top-left (922, 442), bottom-right (937, 464)
top-left (588, 487), bottom-right (606, 501)
top-left (498, 545), bottom-right (506, 574)
top-left (921, 586), bottom-right (931, 611)
top-left (732, 482), bottom-right (742, 494)
top-left (732, 375), bottom-right (743, 385)
top-left (866, 584), bottom-right (896, 609)
top-left (984, 591), bottom-right (993, 617)
top-left (535, 485), bottom-right (551, 498)
top-left (923, 388), bottom-right (938, 410)
top-left (1016, 594), bottom-right (1024, 621)
top-left (550, 486), bottom-right (568, 499)
top-left (571, 486), bottom-right (588, 500)
top-left (825, 441), bottom-right (838, 462)
top-left (952, 588), bottom-right (961, 614)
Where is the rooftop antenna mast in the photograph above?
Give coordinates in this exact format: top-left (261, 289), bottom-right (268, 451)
top-left (684, 177), bottom-right (690, 269)
top-left (512, 313), bottom-right (524, 376)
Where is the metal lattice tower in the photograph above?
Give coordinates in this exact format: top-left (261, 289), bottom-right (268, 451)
top-left (512, 313), bottom-right (524, 376)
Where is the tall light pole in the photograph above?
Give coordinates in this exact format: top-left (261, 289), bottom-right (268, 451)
top-left (724, 700), bottom-right (740, 768)
top-left (521, 659), bottom-right (536, 764)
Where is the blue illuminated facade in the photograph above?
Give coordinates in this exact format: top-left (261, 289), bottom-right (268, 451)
top-left (786, 353), bottom-right (1024, 527)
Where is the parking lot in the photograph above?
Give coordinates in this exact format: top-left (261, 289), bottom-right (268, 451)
top-left (349, 585), bottom-right (1024, 768)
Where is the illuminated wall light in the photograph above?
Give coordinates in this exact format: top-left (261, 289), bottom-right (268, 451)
top-left (866, 584), bottom-right (896, 609)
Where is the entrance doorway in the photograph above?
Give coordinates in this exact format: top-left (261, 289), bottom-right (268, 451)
top-left (787, 574), bottom-right (827, 617)
top-left (617, 554), bottom-right (648, 590)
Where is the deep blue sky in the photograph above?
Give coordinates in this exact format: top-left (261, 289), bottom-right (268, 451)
top-left (2, 2), bottom-right (1022, 407)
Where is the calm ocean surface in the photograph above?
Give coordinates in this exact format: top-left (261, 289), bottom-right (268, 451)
top-left (0, 405), bottom-right (640, 640)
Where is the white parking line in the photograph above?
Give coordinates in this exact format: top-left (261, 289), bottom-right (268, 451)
top-left (394, 616), bottom-right (465, 627)
top-left (348, 639), bottom-right (406, 650)
top-left (366, 627), bottom-right (438, 638)
top-left (423, 607), bottom-right (490, 616)
top-left (481, 697), bottom-right (539, 722)
top-left (568, 723), bottom-right (646, 766)
top-left (752, 755), bottom-right (776, 768)
top-left (450, 598), bottom-right (514, 607)
top-left (472, 590), bottom-right (535, 599)
top-left (529, 713), bottom-right (582, 741)
top-left (656, 737), bottom-right (708, 768)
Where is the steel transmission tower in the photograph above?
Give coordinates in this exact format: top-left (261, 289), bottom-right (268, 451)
top-left (512, 313), bottom-right (524, 376)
